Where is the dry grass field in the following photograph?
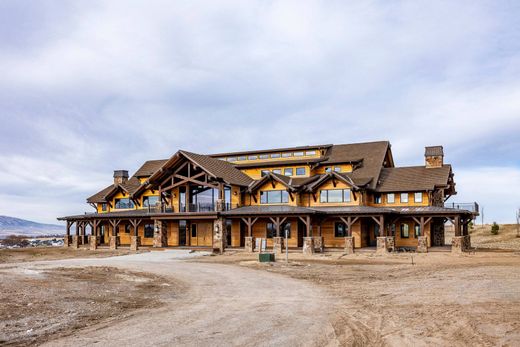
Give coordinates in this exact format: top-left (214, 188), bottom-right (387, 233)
top-left (0, 224), bottom-right (519, 346)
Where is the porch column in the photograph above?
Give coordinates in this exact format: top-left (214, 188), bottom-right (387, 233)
top-left (302, 215), bottom-right (314, 255)
top-left (242, 217), bottom-right (257, 253)
top-left (271, 216), bottom-right (284, 254)
top-left (130, 219), bottom-right (141, 251)
top-left (153, 220), bottom-right (167, 248)
top-left (90, 220), bottom-right (99, 250)
top-left (417, 216), bottom-right (428, 253)
top-left (71, 222), bottom-right (80, 249)
top-left (79, 222), bottom-right (85, 245)
top-left (452, 216), bottom-right (471, 253)
top-left (340, 216), bottom-right (358, 254)
top-left (63, 221), bottom-right (71, 248)
top-left (109, 219), bottom-right (120, 250)
top-left (212, 217), bottom-right (225, 254)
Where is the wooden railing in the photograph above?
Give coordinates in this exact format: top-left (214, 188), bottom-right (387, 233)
top-left (444, 202), bottom-right (479, 213)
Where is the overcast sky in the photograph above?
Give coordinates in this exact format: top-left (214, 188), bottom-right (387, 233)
top-left (0, 0), bottom-right (519, 224)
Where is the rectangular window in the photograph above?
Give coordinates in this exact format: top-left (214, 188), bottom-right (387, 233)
top-left (414, 192), bottom-right (423, 203)
top-left (143, 195), bottom-right (159, 207)
top-left (266, 222), bottom-right (276, 238)
top-left (237, 156), bottom-right (247, 161)
top-left (333, 166), bottom-right (341, 172)
top-left (270, 153), bottom-right (281, 158)
top-left (400, 193), bottom-right (409, 203)
top-left (144, 224), bottom-right (154, 238)
top-left (282, 152), bottom-right (292, 158)
top-left (191, 224), bottom-right (197, 238)
top-left (325, 167), bottom-right (332, 173)
top-left (228, 157), bottom-right (237, 162)
top-left (320, 189), bottom-right (351, 203)
top-left (334, 222), bottom-right (347, 238)
top-left (295, 167), bottom-right (305, 175)
top-left (114, 198), bottom-right (134, 209)
top-left (387, 193), bottom-right (395, 204)
top-left (284, 168), bottom-right (293, 176)
top-left (101, 203), bottom-right (107, 212)
top-left (414, 224), bottom-right (421, 238)
top-left (248, 155), bottom-right (258, 160)
top-left (261, 170), bottom-right (270, 177)
top-left (400, 223), bottom-right (409, 238)
top-left (293, 151), bottom-right (304, 157)
top-left (124, 224), bottom-right (131, 233)
top-left (259, 154), bottom-right (269, 159)
top-left (305, 150), bottom-right (316, 156)
top-left (374, 194), bottom-right (382, 204)
top-left (272, 169), bottom-right (282, 175)
top-left (260, 190), bottom-right (289, 204)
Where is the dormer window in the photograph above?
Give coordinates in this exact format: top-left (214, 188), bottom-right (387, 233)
top-left (296, 167), bottom-right (306, 176)
top-left (143, 196), bottom-right (159, 207)
top-left (115, 198), bottom-right (134, 209)
top-left (284, 168), bottom-right (293, 176)
top-left (387, 193), bottom-right (395, 204)
top-left (101, 203), bottom-right (107, 212)
top-left (400, 193), bottom-right (409, 203)
top-left (414, 192), bottom-right (423, 203)
top-left (260, 190), bottom-right (289, 204)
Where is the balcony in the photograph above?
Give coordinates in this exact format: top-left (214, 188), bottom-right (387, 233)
top-left (176, 203), bottom-right (238, 213)
top-left (444, 202), bottom-right (479, 214)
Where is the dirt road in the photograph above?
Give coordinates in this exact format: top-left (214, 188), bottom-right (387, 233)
top-left (5, 251), bottom-right (336, 347)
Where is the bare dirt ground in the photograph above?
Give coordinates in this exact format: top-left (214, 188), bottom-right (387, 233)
top-left (1, 234), bottom-right (520, 346)
top-left (197, 250), bottom-right (520, 346)
top-left (0, 247), bottom-right (147, 264)
top-left (0, 266), bottom-right (179, 346)
top-left (463, 223), bottom-right (520, 251)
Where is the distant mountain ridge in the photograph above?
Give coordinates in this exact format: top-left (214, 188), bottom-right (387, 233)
top-left (0, 216), bottom-right (64, 238)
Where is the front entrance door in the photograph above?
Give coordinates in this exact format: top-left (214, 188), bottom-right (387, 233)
top-left (190, 222), bottom-right (213, 247)
top-left (179, 220), bottom-right (187, 246)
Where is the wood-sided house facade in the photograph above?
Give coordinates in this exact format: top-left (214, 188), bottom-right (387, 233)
top-left (59, 141), bottom-right (478, 254)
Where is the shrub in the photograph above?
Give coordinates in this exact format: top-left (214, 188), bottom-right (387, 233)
top-left (491, 222), bottom-right (499, 235)
top-left (1, 235), bottom-right (30, 247)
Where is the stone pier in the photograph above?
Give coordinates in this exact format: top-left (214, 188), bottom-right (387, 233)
top-left (130, 236), bottom-right (140, 251)
top-left (376, 236), bottom-right (388, 254)
top-left (153, 220), bottom-right (167, 248)
top-left (303, 237), bottom-right (315, 255)
top-left (212, 218), bottom-right (225, 254)
top-left (71, 235), bottom-right (79, 249)
top-left (452, 235), bottom-right (471, 253)
top-left (386, 236), bottom-right (395, 252)
top-left (110, 236), bottom-right (120, 250)
top-left (313, 236), bottom-right (324, 253)
top-left (344, 236), bottom-right (354, 254)
top-left (273, 237), bottom-right (283, 254)
top-left (245, 236), bottom-right (255, 252)
top-left (417, 236), bottom-right (428, 253)
top-left (89, 236), bottom-right (98, 250)
top-left (63, 235), bottom-right (71, 248)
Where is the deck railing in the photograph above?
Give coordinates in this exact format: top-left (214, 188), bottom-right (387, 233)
top-left (444, 202), bottom-right (479, 213)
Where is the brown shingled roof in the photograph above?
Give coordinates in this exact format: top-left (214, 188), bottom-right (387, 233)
top-left (376, 165), bottom-right (452, 192)
top-left (179, 150), bottom-right (253, 187)
top-left (133, 159), bottom-right (167, 177)
top-left (86, 184), bottom-right (115, 203)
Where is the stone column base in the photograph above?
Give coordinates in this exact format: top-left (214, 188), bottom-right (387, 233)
top-left (303, 237), bottom-right (315, 255)
top-left (452, 235), bottom-right (471, 253)
top-left (130, 236), bottom-right (141, 251)
top-left (72, 235), bottom-right (79, 249)
top-left (110, 236), bottom-right (120, 250)
top-left (314, 236), bottom-right (324, 253)
top-left (386, 236), bottom-right (395, 252)
top-left (417, 236), bottom-right (428, 253)
top-left (63, 235), bottom-right (71, 248)
top-left (89, 236), bottom-right (98, 250)
top-left (212, 218), bottom-right (225, 254)
top-left (245, 236), bottom-right (255, 252)
top-left (273, 237), bottom-right (283, 254)
top-left (153, 220), bottom-right (168, 248)
top-left (376, 237), bottom-right (388, 254)
top-left (344, 236), bottom-right (354, 254)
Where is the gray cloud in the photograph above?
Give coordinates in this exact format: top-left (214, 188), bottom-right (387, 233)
top-left (0, 0), bottom-right (519, 223)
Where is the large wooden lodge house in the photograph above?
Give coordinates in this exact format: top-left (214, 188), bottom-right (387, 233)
top-left (59, 141), bottom-right (477, 254)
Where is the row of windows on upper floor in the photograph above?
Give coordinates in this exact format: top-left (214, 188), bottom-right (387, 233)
top-left (259, 165), bottom-right (349, 177)
top-left (373, 192), bottom-right (424, 204)
top-left (222, 150), bottom-right (319, 162)
top-left (101, 195), bottom-right (159, 211)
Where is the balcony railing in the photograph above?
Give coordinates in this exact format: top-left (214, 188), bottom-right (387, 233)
top-left (444, 202), bottom-right (479, 213)
top-left (177, 202), bottom-right (237, 213)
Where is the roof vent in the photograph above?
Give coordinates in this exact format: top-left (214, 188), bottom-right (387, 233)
top-left (424, 146), bottom-right (443, 168)
top-left (113, 170), bottom-right (129, 185)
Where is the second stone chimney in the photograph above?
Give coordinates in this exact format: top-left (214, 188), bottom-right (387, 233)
top-left (113, 170), bottom-right (129, 185)
top-left (425, 146), bottom-right (444, 168)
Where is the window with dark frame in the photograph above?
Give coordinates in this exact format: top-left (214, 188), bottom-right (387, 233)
top-left (295, 167), bottom-right (305, 175)
top-left (259, 154), bottom-right (269, 159)
top-left (260, 190), bottom-right (289, 204)
top-left (284, 168), bottom-right (293, 176)
top-left (305, 150), bottom-right (316, 156)
top-left (237, 156), bottom-right (247, 161)
top-left (282, 222), bottom-right (291, 238)
top-left (400, 223), bottom-right (409, 238)
top-left (387, 193), bottom-right (395, 204)
top-left (400, 193), bottom-right (409, 203)
top-left (334, 222), bottom-right (347, 237)
top-left (272, 169), bottom-right (282, 174)
top-left (261, 170), bottom-right (270, 177)
top-left (325, 167), bottom-right (332, 173)
top-left (320, 189), bottom-right (351, 203)
top-left (144, 224), bottom-right (154, 238)
top-left (414, 224), bottom-right (421, 238)
top-left (282, 152), bottom-right (292, 158)
top-left (124, 224), bottom-right (131, 233)
top-left (191, 224), bottom-right (197, 238)
top-left (414, 192), bottom-right (423, 203)
top-left (101, 203), bottom-right (107, 211)
top-left (294, 151), bottom-right (304, 157)
top-left (374, 194), bottom-right (382, 204)
top-left (143, 195), bottom-right (159, 207)
top-left (228, 157), bottom-right (237, 162)
top-left (271, 153), bottom-right (281, 158)
top-left (266, 222), bottom-right (276, 238)
top-left (248, 155), bottom-right (258, 160)
top-left (114, 198), bottom-right (134, 209)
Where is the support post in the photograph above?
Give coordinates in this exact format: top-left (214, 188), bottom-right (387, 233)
top-left (153, 220), bottom-right (167, 247)
top-left (344, 236), bottom-right (354, 254)
top-left (63, 221), bottom-right (71, 248)
top-left (212, 217), bottom-right (225, 254)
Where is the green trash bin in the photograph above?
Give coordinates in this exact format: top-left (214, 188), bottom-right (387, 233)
top-left (259, 253), bottom-right (275, 262)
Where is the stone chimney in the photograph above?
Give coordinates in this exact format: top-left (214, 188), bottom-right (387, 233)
top-left (113, 170), bottom-right (129, 185)
top-left (424, 146), bottom-right (444, 168)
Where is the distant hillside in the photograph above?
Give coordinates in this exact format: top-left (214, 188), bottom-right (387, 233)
top-left (0, 216), bottom-right (64, 238)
